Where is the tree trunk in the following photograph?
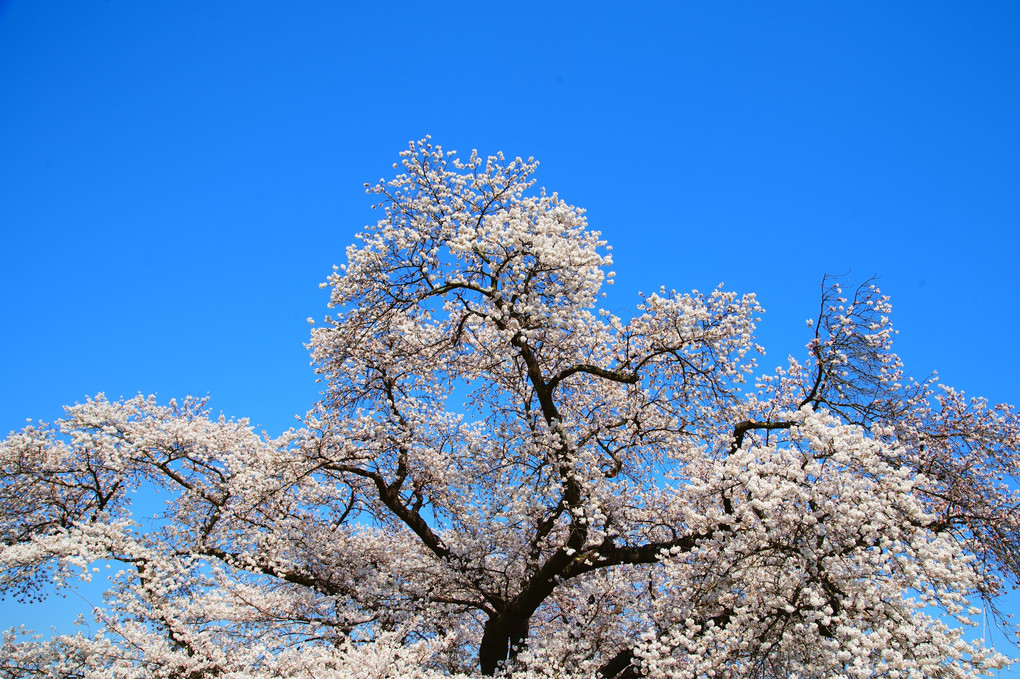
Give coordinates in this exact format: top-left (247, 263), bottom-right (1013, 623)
top-left (478, 614), bottom-right (530, 675)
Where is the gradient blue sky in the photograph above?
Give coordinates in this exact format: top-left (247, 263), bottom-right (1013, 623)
top-left (2, 0), bottom-right (1018, 666)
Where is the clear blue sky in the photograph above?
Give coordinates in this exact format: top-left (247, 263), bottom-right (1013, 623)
top-left (2, 0), bottom-right (1018, 667)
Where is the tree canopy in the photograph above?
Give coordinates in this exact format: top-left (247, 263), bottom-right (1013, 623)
top-left (3, 139), bottom-right (1019, 678)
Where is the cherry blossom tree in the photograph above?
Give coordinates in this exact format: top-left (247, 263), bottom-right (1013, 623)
top-left (3, 139), bottom-right (1019, 678)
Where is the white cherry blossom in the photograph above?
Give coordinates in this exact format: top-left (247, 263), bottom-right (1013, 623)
top-left (2, 139), bottom-right (1017, 678)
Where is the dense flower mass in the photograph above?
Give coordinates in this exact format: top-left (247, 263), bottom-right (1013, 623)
top-left (2, 139), bottom-right (1019, 678)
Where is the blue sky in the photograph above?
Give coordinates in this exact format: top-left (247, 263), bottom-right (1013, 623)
top-left (2, 0), bottom-right (1019, 666)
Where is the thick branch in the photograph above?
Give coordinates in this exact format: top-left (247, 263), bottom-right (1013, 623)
top-left (598, 649), bottom-right (639, 679)
top-left (730, 419), bottom-right (794, 455)
top-left (547, 364), bottom-right (639, 391)
top-left (564, 530), bottom-right (713, 580)
top-left (328, 463), bottom-right (451, 561)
